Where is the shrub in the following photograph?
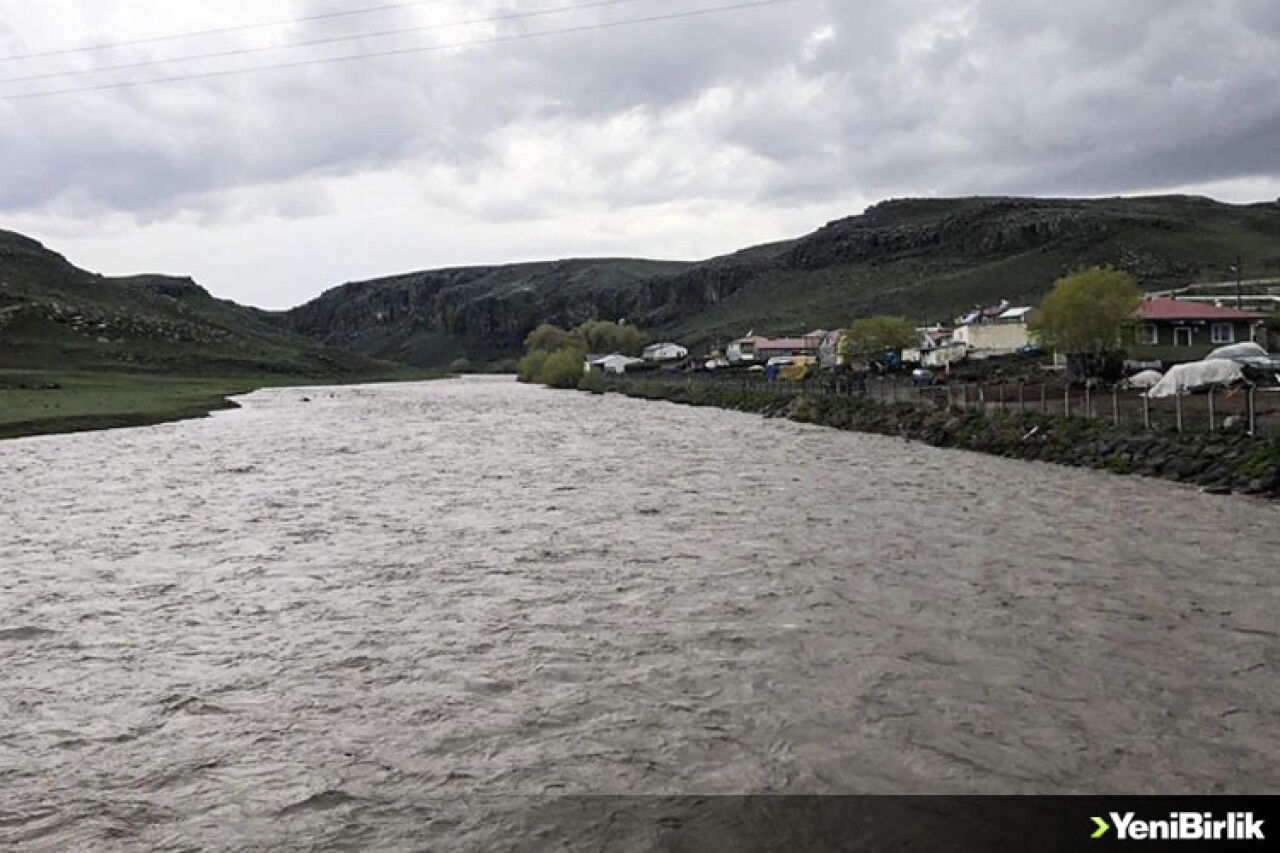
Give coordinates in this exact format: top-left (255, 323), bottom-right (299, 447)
top-left (578, 370), bottom-right (606, 393)
top-left (447, 358), bottom-right (473, 374)
top-left (489, 358), bottom-right (520, 374)
top-left (538, 348), bottom-right (587, 389)
top-left (524, 323), bottom-right (573, 353)
top-left (517, 350), bottom-right (549, 383)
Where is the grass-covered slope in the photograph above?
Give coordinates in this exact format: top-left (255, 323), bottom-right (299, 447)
top-left (0, 229), bottom-right (430, 440)
top-left (0, 229), bottom-right (390, 376)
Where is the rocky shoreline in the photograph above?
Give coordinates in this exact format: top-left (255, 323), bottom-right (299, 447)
top-left (604, 379), bottom-right (1280, 499)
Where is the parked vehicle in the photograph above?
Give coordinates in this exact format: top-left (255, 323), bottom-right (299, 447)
top-left (1205, 342), bottom-right (1280, 382)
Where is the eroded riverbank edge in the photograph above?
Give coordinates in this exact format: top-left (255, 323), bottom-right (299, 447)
top-left (601, 378), bottom-right (1280, 499)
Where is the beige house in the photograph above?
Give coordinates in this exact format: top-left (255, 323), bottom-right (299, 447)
top-left (952, 306), bottom-right (1036, 358)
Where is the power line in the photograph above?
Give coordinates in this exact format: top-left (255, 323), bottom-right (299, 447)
top-left (1, 0), bottom-right (456, 62)
top-left (0, 0), bottom-right (648, 86)
top-left (1, 0), bottom-right (794, 102)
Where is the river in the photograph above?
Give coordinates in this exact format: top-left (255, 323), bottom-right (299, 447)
top-left (2, 377), bottom-right (1278, 850)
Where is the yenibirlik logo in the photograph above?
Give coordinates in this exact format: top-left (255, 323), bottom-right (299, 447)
top-left (1091, 812), bottom-right (1265, 842)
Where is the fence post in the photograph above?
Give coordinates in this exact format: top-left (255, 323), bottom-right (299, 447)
top-left (962, 384), bottom-right (969, 409)
top-left (1064, 384), bottom-right (1070, 418)
top-left (1019, 383), bottom-right (1026, 414)
top-left (1040, 383), bottom-right (1047, 413)
top-left (1175, 392), bottom-right (1183, 433)
top-left (1143, 393), bottom-right (1151, 430)
top-left (1085, 383), bottom-right (1092, 419)
top-left (978, 385), bottom-right (986, 413)
top-left (1208, 387), bottom-right (1216, 432)
top-left (1112, 386), bottom-right (1119, 427)
top-left (1248, 386), bottom-right (1256, 436)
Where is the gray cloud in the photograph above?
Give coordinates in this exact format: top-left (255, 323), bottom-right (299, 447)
top-left (2, 0), bottom-right (1278, 222)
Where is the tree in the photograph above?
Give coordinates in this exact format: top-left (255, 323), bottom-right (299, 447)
top-left (845, 316), bottom-right (917, 360)
top-left (1030, 266), bottom-right (1140, 378)
top-left (570, 320), bottom-right (649, 356)
top-left (524, 323), bottom-right (573, 354)
top-left (538, 347), bottom-right (587, 389)
top-left (516, 349), bottom-right (550, 384)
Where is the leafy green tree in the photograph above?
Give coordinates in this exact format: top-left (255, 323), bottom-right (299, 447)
top-left (524, 323), bottom-right (573, 354)
top-left (517, 349), bottom-right (550, 384)
top-left (570, 320), bottom-right (649, 356)
top-left (538, 348), bottom-right (587, 389)
top-left (845, 316), bottom-right (917, 359)
top-left (1030, 266), bottom-right (1140, 377)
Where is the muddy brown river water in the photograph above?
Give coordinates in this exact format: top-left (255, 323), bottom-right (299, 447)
top-left (2, 377), bottom-right (1278, 850)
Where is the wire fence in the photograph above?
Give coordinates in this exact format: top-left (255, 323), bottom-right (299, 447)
top-left (620, 369), bottom-right (1280, 438)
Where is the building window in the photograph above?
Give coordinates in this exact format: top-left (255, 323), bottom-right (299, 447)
top-left (1174, 327), bottom-right (1193, 347)
top-left (1211, 323), bottom-right (1235, 344)
top-left (1135, 324), bottom-right (1158, 345)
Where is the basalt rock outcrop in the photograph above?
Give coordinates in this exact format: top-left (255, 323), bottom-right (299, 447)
top-left (283, 195), bottom-right (1280, 367)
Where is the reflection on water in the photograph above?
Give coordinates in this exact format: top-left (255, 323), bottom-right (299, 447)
top-left (2, 377), bottom-right (1278, 849)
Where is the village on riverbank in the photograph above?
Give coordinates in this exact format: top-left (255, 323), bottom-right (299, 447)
top-left (517, 267), bottom-right (1280, 497)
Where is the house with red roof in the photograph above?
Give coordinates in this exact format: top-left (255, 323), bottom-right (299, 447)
top-left (726, 330), bottom-right (828, 365)
top-left (1131, 297), bottom-right (1266, 361)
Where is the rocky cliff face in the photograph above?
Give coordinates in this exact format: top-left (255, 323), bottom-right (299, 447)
top-left (282, 195), bottom-right (1280, 367)
top-left (284, 259), bottom-right (704, 359)
top-left (230, 197), bottom-right (1273, 365)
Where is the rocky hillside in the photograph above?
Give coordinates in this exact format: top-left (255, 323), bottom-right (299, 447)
top-left (0, 230), bottom-right (388, 376)
top-left (285, 195), bottom-right (1280, 366)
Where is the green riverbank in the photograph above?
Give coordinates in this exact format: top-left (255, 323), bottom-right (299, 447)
top-left (605, 378), bottom-right (1280, 499)
top-left (0, 368), bottom-right (443, 441)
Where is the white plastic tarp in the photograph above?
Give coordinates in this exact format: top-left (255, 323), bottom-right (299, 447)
top-left (1146, 359), bottom-right (1244, 398)
top-left (590, 354), bottom-right (644, 374)
top-left (1206, 342), bottom-right (1268, 361)
top-left (1125, 369), bottom-right (1164, 389)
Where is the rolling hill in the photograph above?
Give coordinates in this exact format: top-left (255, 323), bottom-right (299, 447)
top-left (0, 229), bottom-right (389, 376)
top-left (284, 195), bottom-right (1280, 365)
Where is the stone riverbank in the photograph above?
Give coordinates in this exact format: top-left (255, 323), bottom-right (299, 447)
top-left (604, 379), bottom-right (1280, 499)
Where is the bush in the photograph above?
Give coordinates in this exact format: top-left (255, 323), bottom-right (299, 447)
top-left (539, 348), bottom-right (587, 389)
top-left (447, 358), bottom-right (473, 374)
top-left (489, 358), bottom-right (520, 374)
top-left (524, 323), bottom-right (573, 353)
top-left (517, 350), bottom-right (549, 383)
top-left (578, 370), bottom-right (606, 393)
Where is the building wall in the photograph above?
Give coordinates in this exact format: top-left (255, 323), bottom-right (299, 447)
top-left (922, 344), bottom-right (968, 367)
top-left (1129, 319), bottom-right (1259, 363)
top-left (952, 322), bottom-right (1030, 355)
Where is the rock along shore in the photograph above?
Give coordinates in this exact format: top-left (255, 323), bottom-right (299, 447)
top-left (603, 379), bottom-right (1280, 499)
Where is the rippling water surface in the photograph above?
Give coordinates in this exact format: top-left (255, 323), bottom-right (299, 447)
top-left (3, 377), bottom-right (1279, 849)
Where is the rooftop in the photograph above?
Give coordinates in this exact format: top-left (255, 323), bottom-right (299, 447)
top-left (1137, 297), bottom-right (1265, 322)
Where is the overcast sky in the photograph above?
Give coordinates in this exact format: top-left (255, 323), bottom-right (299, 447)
top-left (2, 0), bottom-right (1279, 309)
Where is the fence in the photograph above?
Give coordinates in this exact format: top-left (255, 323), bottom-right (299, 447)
top-left (617, 369), bottom-right (1280, 438)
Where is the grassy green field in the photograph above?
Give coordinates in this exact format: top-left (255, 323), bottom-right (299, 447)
top-left (0, 368), bottom-right (442, 441)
